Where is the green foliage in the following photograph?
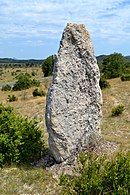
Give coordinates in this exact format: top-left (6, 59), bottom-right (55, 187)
top-left (13, 73), bottom-right (40, 91)
top-left (0, 104), bottom-right (45, 166)
top-left (102, 53), bottom-right (125, 79)
top-left (60, 151), bottom-right (130, 195)
top-left (15, 72), bottom-right (31, 80)
top-left (31, 70), bottom-right (37, 76)
top-left (99, 76), bottom-right (110, 89)
top-left (121, 74), bottom-right (130, 81)
top-left (31, 78), bottom-right (40, 87)
top-left (11, 71), bottom-right (17, 76)
top-left (111, 105), bottom-right (124, 116)
top-left (13, 73), bottom-right (32, 90)
top-left (1, 84), bottom-right (11, 91)
top-left (0, 69), bottom-right (4, 76)
top-left (44, 79), bottom-right (51, 89)
top-left (7, 95), bottom-right (17, 102)
top-left (32, 88), bottom-right (46, 97)
top-left (42, 55), bottom-right (54, 77)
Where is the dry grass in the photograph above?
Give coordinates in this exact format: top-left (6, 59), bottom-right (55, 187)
top-left (0, 74), bottom-right (130, 194)
top-left (0, 166), bottom-right (61, 195)
top-left (101, 78), bottom-right (130, 150)
top-left (0, 67), bottom-right (43, 84)
top-left (0, 83), bottom-right (49, 145)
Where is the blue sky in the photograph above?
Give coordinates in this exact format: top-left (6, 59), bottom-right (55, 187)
top-left (0, 0), bottom-right (130, 59)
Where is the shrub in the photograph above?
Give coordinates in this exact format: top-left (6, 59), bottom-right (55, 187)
top-left (15, 72), bottom-right (31, 80)
top-left (99, 77), bottom-right (110, 89)
top-left (121, 74), bottom-right (130, 81)
top-left (60, 151), bottom-right (130, 195)
top-left (7, 95), bottom-right (17, 102)
top-left (31, 79), bottom-right (40, 87)
top-left (1, 84), bottom-right (11, 91)
top-left (11, 71), bottom-right (17, 76)
top-left (0, 69), bottom-right (4, 76)
top-left (33, 88), bottom-right (46, 97)
top-left (31, 70), bottom-right (37, 76)
top-left (13, 73), bottom-right (32, 91)
top-left (13, 73), bottom-right (40, 91)
top-left (42, 55), bottom-right (54, 77)
top-left (101, 53), bottom-right (125, 79)
top-left (16, 69), bottom-right (21, 73)
top-left (0, 104), bottom-right (45, 166)
top-left (111, 105), bottom-right (124, 116)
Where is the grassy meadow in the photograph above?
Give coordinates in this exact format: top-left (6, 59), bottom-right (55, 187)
top-left (0, 67), bottom-right (44, 84)
top-left (0, 67), bottom-right (130, 194)
top-left (101, 78), bottom-right (130, 150)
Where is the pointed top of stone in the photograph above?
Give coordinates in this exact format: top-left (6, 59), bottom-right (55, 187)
top-left (59, 22), bottom-right (94, 57)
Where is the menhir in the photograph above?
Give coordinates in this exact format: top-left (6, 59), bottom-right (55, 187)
top-left (45, 23), bottom-right (102, 163)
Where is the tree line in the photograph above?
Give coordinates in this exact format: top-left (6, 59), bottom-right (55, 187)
top-left (41, 53), bottom-right (130, 80)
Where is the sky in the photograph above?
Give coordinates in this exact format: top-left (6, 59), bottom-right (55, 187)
top-left (0, 0), bottom-right (130, 59)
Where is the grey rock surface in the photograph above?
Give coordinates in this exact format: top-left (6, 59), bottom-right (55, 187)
top-left (46, 23), bottom-right (102, 162)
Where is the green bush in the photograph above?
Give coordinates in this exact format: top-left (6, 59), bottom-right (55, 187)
top-left (1, 84), bottom-right (11, 91)
top-left (121, 74), bottom-right (130, 81)
top-left (31, 70), bottom-right (37, 76)
top-left (99, 77), bottom-right (110, 89)
top-left (42, 55), bottom-right (54, 77)
top-left (13, 73), bottom-right (32, 91)
top-left (111, 105), bottom-right (124, 116)
top-left (15, 72), bottom-right (31, 80)
top-left (60, 151), bottom-right (130, 195)
top-left (11, 71), bottom-right (17, 76)
top-left (33, 88), bottom-right (46, 97)
top-left (31, 79), bottom-right (40, 87)
top-left (101, 53), bottom-right (125, 79)
top-left (0, 69), bottom-right (4, 76)
top-left (7, 95), bottom-right (17, 102)
top-left (13, 73), bottom-right (40, 91)
top-left (0, 104), bottom-right (45, 166)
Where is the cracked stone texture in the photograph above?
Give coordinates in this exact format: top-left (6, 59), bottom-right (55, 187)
top-left (46, 23), bottom-right (102, 162)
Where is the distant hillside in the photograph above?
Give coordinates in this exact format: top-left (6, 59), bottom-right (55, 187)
top-left (96, 55), bottom-right (130, 63)
top-left (0, 55), bottom-right (130, 67)
top-left (0, 58), bottom-right (44, 67)
top-left (125, 56), bottom-right (130, 59)
top-left (96, 55), bottom-right (107, 63)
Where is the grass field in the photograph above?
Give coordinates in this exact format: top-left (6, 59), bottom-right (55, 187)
top-left (0, 67), bottom-right (43, 84)
top-left (0, 68), bottom-right (130, 194)
top-left (101, 78), bottom-right (130, 150)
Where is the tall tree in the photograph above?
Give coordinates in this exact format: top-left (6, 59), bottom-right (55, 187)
top-left (42, 55), bottom-right (54, 77)
top-left (102, 53), bottom-right (125, 79)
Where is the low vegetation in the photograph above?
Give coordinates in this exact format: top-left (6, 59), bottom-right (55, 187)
top-left (111, 105), bottom-right (124, 116)
top-left (99, 76), bottom-right (110, 89)
top-left (0, 104), bottom-right (45, 167)
top-left (1, 84), bottom-right (12, 91)
top-left (7, 94), bottom-right (17, 102)
top-left (60, 151), bottom-right (130, 194)
top-left (33, 88), bottom-right (46, 97)
top-left (121, 74), bottom-right (130, 81)
top-left (31, 78), bottom-right (40, 87)
top-left (13, 73), bottom-right (40, 91)
top-left (0, 67), bottom-right (43, 85)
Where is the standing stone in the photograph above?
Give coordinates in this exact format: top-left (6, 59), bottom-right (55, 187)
top-left (46, 23), bottom-right (102, 163)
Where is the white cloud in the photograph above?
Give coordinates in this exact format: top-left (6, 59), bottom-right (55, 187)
top-left (27, 39), bottom-right (46, 46)
top-left (0, 0), bottom-right (130, 43)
